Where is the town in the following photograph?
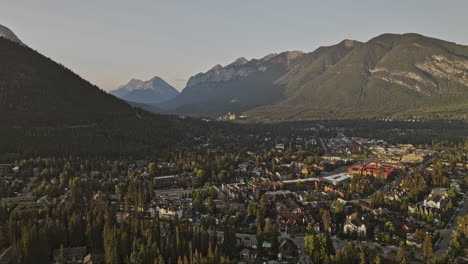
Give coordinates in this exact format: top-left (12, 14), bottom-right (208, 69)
top-left (0, 125), bottom-right (466, 264)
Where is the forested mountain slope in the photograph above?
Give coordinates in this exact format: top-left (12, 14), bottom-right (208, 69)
top-left (0, 37), bottom-right (200, 156)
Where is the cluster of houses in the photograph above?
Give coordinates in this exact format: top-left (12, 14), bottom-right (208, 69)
top-left (408, 188), bottom-right (451, 224)
top-left (266, 191), bottom-right (320, 234)
top-left (0, 164), bottom-right (23, 197)
top-left (325, 135), bottom-right (356, 155)
top-left (0, 164), bottom-right (20, 174)
top-left (1, 131), bottom-right (464, 264)
top-left (51, 246), bottom-right (102, 264)
top-left (237, 155), bottom-right (355, 183)
top-left (370, 144), bottom-right (433, 164)
top-left (148, 195), bottom-right (191, 220)
top-left (207, 138), bottom-right (466, 261)
top-left (0, 195), bottom-right (51, 218)
top-left (217, 112), bottom-right (247, 121)
top-left (223, 178), bottom-right (324, 202)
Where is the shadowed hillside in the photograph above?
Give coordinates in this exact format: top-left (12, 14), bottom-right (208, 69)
top-left (0, 38), bottom-right (203, 156)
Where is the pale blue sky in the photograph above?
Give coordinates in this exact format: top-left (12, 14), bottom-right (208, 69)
top-left (1, 1), bottom-right (467, 91)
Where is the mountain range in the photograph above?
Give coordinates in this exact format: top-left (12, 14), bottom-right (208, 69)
top-left (110, 77), bottom-right (179, 105)
top-left (157, 52), bottom-right (305, 116)
top-left (1, 23), bottom-right (467, 123)
top-left (155, 33), bottom-right (468, 120)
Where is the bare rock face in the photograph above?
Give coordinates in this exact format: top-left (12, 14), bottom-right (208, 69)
top-left (0, 24), bottom-right (22, 44)
top-left (370, 67), bottom-right (437, 95)
top-left (186, 52), bottom-right (304, 88)
top-left (342, 39), bottom-right (358, 48)
top-left (416, 55), bottom-right (468, 88)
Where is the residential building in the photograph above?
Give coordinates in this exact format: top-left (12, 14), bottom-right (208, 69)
top-left (348, 164), bottom-right (397, 179)
top-left (344, 212), bottom-right (367, 237)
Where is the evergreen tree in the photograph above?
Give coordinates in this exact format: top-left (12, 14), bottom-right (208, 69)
top-left (222, 224), bottom-right (237, 258)
top-left (59, 244), bottom-right (65, 264)
top-left (422, 233), bottom-right (433, 262)
top-left (373, 253), bottom-right (382, 264)
top-left (322, 209), bottom-right (332, 234)
top-left (397, 241), bottom-right (405, 262)
top-left (304, 233), bottom-right (333, 264)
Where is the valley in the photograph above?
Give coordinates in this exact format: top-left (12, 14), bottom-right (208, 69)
top-left (0, 7), bottom-right (467, 263)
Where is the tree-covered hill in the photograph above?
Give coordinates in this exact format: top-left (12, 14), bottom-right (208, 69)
top-left (0, 37), bottom-right (204, 156)
top-left (0, 38), bottom-right (137, 122)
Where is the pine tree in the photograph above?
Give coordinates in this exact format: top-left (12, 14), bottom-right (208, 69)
top-left (207, 244), bottom-right (215, 264)
top-left (59, 244), bottom-right (65, 264)
top-left (103, 224), bottom-right (120, 264)
top-left (360, 250), bottom-right (367, 264)
top-left (401, 256), bottom-right (407, 264)
top-left (322, 209), bottom-right (332, 234)
top-left (397, 241), bottom-right (405, 262)
top-left (422, 233), bottom-right (433, 262)
top-left (222, 224), bottom-right (237, 258)
top-left (373, 253), bottom-right (382, 264)
top-left (0, 225), bottom-right (8, 250)
top-left (450, 230), bottom-right (462, 255)
top-left (154, 254), bottom-right (164, 264)
top-left (360, 246), bottom-right (369, 264)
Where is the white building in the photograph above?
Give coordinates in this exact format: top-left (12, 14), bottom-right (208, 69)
top-left (344, 212), bottom-right (367, 236)
top-left (423, 194), bottom-right (447, 209)
top-left (322, 173), bottom-right (352, 186)
top-left (275, 144), bottom-right (285, 150)
top-left (157, 205), bottom-right (183, 219)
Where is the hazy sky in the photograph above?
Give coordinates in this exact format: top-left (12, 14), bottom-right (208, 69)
top-left (1, 1), bottom-right (467, 91)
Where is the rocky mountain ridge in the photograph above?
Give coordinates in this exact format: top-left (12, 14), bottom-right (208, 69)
top-left (159, 33), bottom-right (468, 120)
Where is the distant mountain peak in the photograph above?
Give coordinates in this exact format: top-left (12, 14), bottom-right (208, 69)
top-left (149, 76), bottom-right (164, 82)
top-left (341, 39), bottom-right (358, 47)
top-left (126, 78), bottom-right (144, 87)
top-left (282, 51), bottom-right (304, 60)
top-left (109, 76), bottom-right (179, 104)
top-left (228, 57), bottom-right (249, 67)
top-left (209, 64), bottom-right (223, 72)
top-left (0, 24), bottom-right (22, 44)
top-left (261, 53), bottom-right (278, 61)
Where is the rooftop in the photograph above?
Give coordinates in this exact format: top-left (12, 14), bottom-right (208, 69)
top-left (153, 175), bottom-right (177, 179)
top-left (323, 173), bottom-right (352, 182)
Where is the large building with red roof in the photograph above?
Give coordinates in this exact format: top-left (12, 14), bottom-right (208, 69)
top-left (347, 164), bottom-right (397, 179)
